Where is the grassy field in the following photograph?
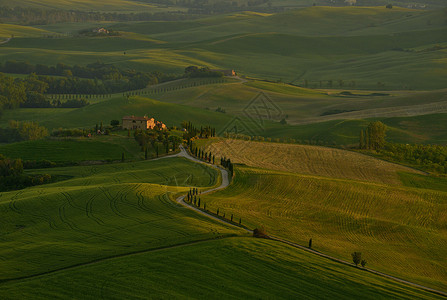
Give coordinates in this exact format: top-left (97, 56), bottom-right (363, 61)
top-left (0, 237), bottom-right (442, 299)
top-left (0, 157), bottom-right (245, 281)
top-left (2, 89), bottom-right (447, 146)
top-left (0, 6), bottom-right (445, 89)
top-left (201, 164), bottom-right (447, 291)
top-left (0, 0), bottom-right (185, 12)
top-left (0, 24), bottom-right (53, 38)
top-left (0, 136), bottom-right (141, 162)
top-left (201, 139), bottom-right (423, 185)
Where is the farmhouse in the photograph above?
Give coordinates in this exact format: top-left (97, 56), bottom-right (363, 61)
top-left (122, 115), bottom-right (167, 130)
top-left (93, 28), bottom-right (109, 34)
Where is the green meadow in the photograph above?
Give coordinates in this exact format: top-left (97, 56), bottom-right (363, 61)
top-left (0, 136), bottom-right (140, 162)
top-left (201, 164), bottom-right (447, 291)
top-left (0, 157), bottom-right (241, 281)
top-left (0, 238), bottom-right (442, 299)
top-left (0, 6), bottom-right (445, 89)
top-left (0, 154), bottom-right (444, 298)
top-left (1, 3), bottom-right (446, 297)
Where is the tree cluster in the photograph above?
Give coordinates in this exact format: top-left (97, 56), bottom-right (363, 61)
top-left (134, 129), bottom-right (181, 158)
top-left (359, 121), bottom-right (387, 151)
top-left (182, 121), bottom-right (216, 145)
top-left (380, 143), bottom-right (447, 174)
top-left (221, 156), bottom-right (234, 176)
top-left (0, 61), bottom-right (168, 95)
top-left (185, 66), bottom-right (224, 78)
top-left (190, 145), bottom-right (216, 164)
top-left (351, 252), bottom-right (367, 268)
top-left (185, 188), bottom-right (201, 207)
top-left (0, 7), bottom-right (197, 25)
top-left (8, 121), bottom-right (48, 141)
top-left (0, 154), bottom-right (52, 191)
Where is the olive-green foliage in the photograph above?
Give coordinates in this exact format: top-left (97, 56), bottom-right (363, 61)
top-left (8, 120), bottom-right (48, 140)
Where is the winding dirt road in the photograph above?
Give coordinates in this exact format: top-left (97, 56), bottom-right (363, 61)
top-left (0, 37), bottom-right (11, 45)
top-left (175, 145), bottom-right (447, 298)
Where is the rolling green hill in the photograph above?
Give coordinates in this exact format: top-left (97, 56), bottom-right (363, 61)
top-left (0, 6), bottom-right (445, 89)
top-left (0, 238), bottom-right (442, 299)
top-left (0, 157), bottom-right (243, 280)
top-left (201, 164), bottom-right (447, 291)
top-left (0, 0), bottom-right (177, 12)
top-left (202, 139), bottom-right (423, 185)
top-left (0, 137), bottom-right (140, 162)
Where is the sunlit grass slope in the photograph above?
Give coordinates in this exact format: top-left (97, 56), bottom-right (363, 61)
top-left (203, 139), bottom-right (422, 185)
top-left (0, 157), bottom-right (244, 280)
top-left (0, 238), bottom-right (442, 299)
top-left (202, 165), bottom-right (447, 290)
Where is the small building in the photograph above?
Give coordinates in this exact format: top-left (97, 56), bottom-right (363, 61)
top-left (210, 69), bottom-right (236, 76)
top-left (122, 115), bottom-right (167, 130)
top-left (93, 28), bottom-right (109, 34)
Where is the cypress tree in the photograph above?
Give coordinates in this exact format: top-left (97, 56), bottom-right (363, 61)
top-left (365, 129), bottom-right (370, 150)
top-left (360, 130), bottom-right (365, 149)
top-left (309, 238), bottom-right (312, 248)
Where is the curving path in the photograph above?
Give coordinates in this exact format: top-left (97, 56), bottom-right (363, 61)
top-left (175, 145), bottom-right (447, 298)
top-left (174, 146), bottom-right (248, 232)
top-left (0, 37), bottom-right (11, 45)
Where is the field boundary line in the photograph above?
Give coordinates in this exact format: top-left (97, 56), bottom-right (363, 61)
top-left (177, 145), bottom-right (447, 298)
top-left (0, 236), bottom-right (239, 285)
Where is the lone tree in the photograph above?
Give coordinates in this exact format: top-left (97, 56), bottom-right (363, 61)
top-left (367, 121), bottom-right (387, 150)
top-left (386, 4), bottom-right (393, 9)
top-left (361, 260), bottom-right (367, 268)
top-left (352, 252), bottom-right (362, 266)
top-left (309, 238), bottom-right (312, 249)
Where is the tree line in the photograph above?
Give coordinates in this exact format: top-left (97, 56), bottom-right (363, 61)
top-left (133, 128), bottom-right (182, 159)
top-left (182, 121), bottom-right (216, 145)
top-left (0, 61), bottom-right (173, 94)
top-left (0, 7), bottom-right (197, 25)
top-left (0, 73), bottom-right (89, 110)
top-left (359, 121), bottom-right (447, 174)
top-left (0, 121), bottom-right (48, 143)
top-left (380, 143), bottom-right (447, 174)
top-left (189, 142), bottom-right (234, 176)
top-left (0, 154), bottom-right (52, 191)
top-left (184, 187), bottom-right (242, 225)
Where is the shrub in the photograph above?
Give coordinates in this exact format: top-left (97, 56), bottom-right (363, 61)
top-left (253, 227), bottom-right (268, 238)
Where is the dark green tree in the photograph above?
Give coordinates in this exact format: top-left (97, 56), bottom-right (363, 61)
top-left (352, 252), bottom-right (362, 266)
